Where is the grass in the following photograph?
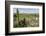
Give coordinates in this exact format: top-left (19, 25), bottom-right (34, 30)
top-left (13, 13), bottom-right (39, 28)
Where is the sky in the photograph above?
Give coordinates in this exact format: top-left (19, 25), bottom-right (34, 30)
top-left (13, 8), bottom-right (39, 14)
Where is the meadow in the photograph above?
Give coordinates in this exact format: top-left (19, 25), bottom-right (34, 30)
top-left (13, 13), bottom-right (39, 28)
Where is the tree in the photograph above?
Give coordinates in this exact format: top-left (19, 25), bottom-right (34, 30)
top-left (16, 8), bottom-right (19, 24)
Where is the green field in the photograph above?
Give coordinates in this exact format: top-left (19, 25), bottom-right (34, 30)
top-left (13, 13), bottom-right (39, 28)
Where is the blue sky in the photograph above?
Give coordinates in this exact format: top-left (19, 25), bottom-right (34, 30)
top-left (13, 8), bottom-right (39, 14)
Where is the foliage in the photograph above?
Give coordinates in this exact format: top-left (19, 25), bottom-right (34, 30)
top-left (13, 8), bottom-right (39, 28)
